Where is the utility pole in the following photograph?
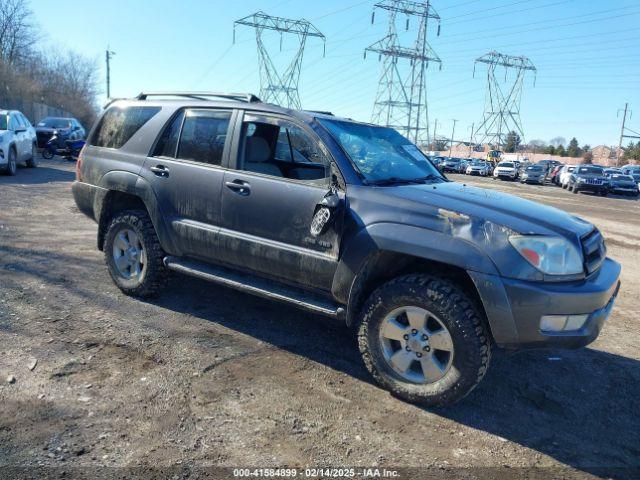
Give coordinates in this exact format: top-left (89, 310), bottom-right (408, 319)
top-left (105, 48), bottom-right (115, 99)
top-left (448, 119), bottom-right (457, 157)
top-left (468, 122), bottom-right (475, 157)
top-left (433, 118), bottom-right (438, 151)
top-left (616, 103), bottom-right (639, 166)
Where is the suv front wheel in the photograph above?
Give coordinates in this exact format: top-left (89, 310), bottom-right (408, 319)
top-left (358, 274), bottom-right (491, 406)
top-left (104, 210), bottom-right (169, 297)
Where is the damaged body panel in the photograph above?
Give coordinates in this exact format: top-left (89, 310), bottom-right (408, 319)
top-left (72, 92), bottom-right (621, 406)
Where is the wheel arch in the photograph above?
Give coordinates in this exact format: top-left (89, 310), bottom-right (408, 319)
top-left (95, 171), bottom-right (177, 254)
top-left (333, 223), bottom-right (499, 342)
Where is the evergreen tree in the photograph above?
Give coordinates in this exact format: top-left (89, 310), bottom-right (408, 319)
top-left (504, 131), bottom-right (521, 153)
top-left (567, 137), bottom-right (581, 157)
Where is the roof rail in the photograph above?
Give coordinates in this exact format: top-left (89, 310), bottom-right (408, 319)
top-left (135, 92), bottom-right (262, 103)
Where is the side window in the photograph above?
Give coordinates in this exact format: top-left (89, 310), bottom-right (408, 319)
top-left (90, 106), bottom-right (161, 149)
top-left (8, 114), bottom-right (19, 131)
top-left (153, 110), bottom-right (185, 158)
top-left (241, 117), bottom-right (330, 184)
top-left (176, 110), bottom-right (231, 166)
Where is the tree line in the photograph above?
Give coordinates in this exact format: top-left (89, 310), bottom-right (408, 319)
top-left (0, 0), bottom-right (99, 127)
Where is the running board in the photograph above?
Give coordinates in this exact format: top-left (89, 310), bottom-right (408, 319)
top-left (164, 256), bottom-right (344, 319)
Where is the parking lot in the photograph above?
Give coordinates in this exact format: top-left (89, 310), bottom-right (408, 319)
top-left (1, 159), bottom-right (639, 478)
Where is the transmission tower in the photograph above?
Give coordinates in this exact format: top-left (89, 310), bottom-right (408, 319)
top-left (473, 51), bottom-right (536, 148)
top-left (365, 0), bottom-right (442, 146)
top-left (234, 11), bottom-right (325, 110)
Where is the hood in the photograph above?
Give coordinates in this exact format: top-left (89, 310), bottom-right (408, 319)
top-left (357, 181), bottom-right (594, 240)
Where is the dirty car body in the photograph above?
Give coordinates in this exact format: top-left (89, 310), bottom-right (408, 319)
top-left (72, 93), bottom-right (622, 406)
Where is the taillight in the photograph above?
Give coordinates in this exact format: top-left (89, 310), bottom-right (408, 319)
top-left (76, 145), bottom-right (86, 181)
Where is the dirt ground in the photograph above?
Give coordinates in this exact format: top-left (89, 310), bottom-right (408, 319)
top-left (1, 159), bottom-right (639, 479)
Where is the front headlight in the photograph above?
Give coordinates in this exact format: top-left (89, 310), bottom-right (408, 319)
top-left (508, 235), bottom-right (583, 275)
top-left (578, 178), bottom-right (586, 183)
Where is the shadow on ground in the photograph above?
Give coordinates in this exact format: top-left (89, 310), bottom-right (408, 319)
top-left (148, 274), bottom-right (640, 478)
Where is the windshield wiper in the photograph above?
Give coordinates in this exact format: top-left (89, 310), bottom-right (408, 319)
top-left (369, 174), bottom-right (442, 186)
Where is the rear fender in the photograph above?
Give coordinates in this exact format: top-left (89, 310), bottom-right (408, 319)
top-left (96, 171), bottom-right (178, 254)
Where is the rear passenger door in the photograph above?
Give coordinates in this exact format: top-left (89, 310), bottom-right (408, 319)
top-left (141, 108), bottom-right (235, 261)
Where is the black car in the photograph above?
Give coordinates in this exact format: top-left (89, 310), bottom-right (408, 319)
top-left (567, 165), bottom-right (609, 196)
top-left (71, 91), bottom-right (621, 406)
top-left (606, 174), bottom-right (639, 197)
top-left (35, 117), bottom-right (85, 148)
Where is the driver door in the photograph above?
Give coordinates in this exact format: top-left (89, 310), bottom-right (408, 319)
top-left (218, 113), bottom-right (343, 291)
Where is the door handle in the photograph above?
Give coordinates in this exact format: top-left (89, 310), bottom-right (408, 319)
top-left (225, 180), bottom-right (251, 195)
top-left (150, 165), bottom-right (169, 177)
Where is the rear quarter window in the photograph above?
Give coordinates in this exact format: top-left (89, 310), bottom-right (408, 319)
top-left (90, 106), bottom-right (161, 149)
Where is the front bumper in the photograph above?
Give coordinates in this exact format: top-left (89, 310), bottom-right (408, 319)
top-left (469, 258), bottom-right (621, 350)
top-left (574, 182), bottom-right (607, 193)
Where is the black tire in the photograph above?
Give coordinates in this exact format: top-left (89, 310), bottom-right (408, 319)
top-left (357, 274), bottom-right (491, 406)
top-left (26, 143), bottom-right (38, 168)
top-left (3, 147), bottom-right (17, 176)
top-left (572, 185), bottom-right (579, 194)
top-left (42, 148), bottom-right (54, 160)
top-left (600, 191), bottom-right (608, 197)
top-left (104, 210), bottom-right (169, 298)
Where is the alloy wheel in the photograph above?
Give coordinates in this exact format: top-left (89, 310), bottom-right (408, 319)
top-left (112, 228), bottom-right (146, 280)
top-left (378, 306), bottom-right (454, 384)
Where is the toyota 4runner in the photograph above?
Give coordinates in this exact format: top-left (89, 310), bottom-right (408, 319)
top-left (72, 92), bottom-right (621, 406)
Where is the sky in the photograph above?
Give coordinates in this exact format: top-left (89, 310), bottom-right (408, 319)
top-left (29, 0), bottom-right (640, 147)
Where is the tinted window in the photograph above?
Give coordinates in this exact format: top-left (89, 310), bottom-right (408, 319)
top-left (499, 162), bottom-right (514, 168)
top-left (577, 166), bottom-right (603, 175)
top-left (91, 106), bottom-right (161, 149)
top-left (8, 114), bottom-right (20, 130)
top-left (176, 110), bottom-right (231, 165)
top-left (153, 111), bottom-right (185, 158)
top-left (0, 114), bottom-right (7, 130)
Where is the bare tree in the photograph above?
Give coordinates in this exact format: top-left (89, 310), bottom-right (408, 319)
top-left (0, 0), bottom-right (38, 64)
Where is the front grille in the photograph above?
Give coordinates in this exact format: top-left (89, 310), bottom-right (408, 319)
top-left (581, 228), bottom-right (606, 275)
top-left (585, 178), bottom-right (603, 185)
top-left (36, 131), bottom-right (54, 147)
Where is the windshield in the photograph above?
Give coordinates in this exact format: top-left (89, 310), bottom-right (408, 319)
top-left (498, 162), bottom-right (514, 168)
top-left (526, 166), bottom-right (543, 172)
top-left (577, 166), bottom-right (603, 175)
top-left (318, 119), bottom-right (443, 183)
top-left (471, 161), bottom-right (486, 166)
top-left (611, 174), bottom-right (633, 181)
top-left (38, 117), bottom-right (71, 128)
top-left (0, 114), bottom-right (7, 130)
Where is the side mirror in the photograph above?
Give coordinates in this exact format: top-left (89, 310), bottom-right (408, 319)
top-left (310, 190), bottom-right (340, 237)
top-left (14, 127), bottom-right (27, 133)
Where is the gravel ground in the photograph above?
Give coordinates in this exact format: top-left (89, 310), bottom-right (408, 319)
top-left (0, 159), bottom-right (639, 479)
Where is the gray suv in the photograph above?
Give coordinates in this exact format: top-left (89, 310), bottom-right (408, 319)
top-left (72, 92), bottom-right (621, 406)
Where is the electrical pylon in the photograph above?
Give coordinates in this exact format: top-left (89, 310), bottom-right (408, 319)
top-left (365, 0), bottom-right (442, 146)
top-left (473, 51), bottom-right (536, 148)
top-left (234, 11), bottom-right (325, 110)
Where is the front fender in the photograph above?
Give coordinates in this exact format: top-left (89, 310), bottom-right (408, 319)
top-left (332, 223), bottom-right (500, 326)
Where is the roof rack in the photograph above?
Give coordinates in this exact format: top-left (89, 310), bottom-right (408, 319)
top-left (135, 92), bottom-right (262, 103)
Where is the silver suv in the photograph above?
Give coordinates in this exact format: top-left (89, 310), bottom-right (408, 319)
top-left (0, 110), bottom-right (38, 175)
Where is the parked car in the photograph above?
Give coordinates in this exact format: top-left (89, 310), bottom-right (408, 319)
top-left (442, 157), bottom-right (462, 173)
top-left (466, 160), bottom-right (491, 176)
top-left (492, 161), bottom-right (519, 181)
top-left (559, 165), bottom-right (577, 189)
top-left (432, 156), bottom-right (446, 170)
top-left (603, 168), bottom-right (621, 176)
top-left (620, 165), bottom-right (640, 186)
top-left (72, 91), bottom-right (621, 407)
top-left (548, 164), bottom-right (564, 185)
top-left (567, 165), bottom-right (609, 196)
top-left (0, 109), bottom-right (38, 175)
top-left (606, 173), bottom-right (639, 197)
top-left (457, 159), bottom-right (471, 173)
top-left (520, 165), bottom-right (546, 185)
top-left (35, 116), bottom-right (85, 149)
top-left (537, 159), bottom-right (562, 173)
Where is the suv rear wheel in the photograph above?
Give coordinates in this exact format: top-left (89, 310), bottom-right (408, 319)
top-left (358, 274), bottom-right (491, 406)
top-left (104, 210), bottom-right (169, 297)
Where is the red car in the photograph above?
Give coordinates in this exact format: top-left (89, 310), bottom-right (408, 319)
top-left (549, 164), bottom-right (564, 185)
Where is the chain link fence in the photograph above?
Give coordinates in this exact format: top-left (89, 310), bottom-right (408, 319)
top-left (0, 95), bottom-right (73, 124)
